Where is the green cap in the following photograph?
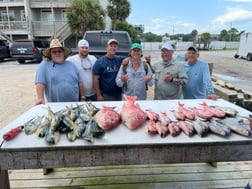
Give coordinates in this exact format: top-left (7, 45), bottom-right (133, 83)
top-left (130, 43), bottom-right (142, 50)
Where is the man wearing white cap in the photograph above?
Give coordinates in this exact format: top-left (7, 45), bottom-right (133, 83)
top-left (152, 44), bottom-right (188, 100)
top-left (67, 39), bottom-right (97, 101)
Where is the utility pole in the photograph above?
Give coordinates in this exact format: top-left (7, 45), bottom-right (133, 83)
top-left (229, 19), bottom-right (232, 42)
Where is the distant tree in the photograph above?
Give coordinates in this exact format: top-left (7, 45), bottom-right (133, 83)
top-left (200, 32), bottom-right (211, 49)
top-left (219, 29), bottom-right (228, 41)
top-left (191, 29), bottom-right (198, 41)
top-left (113, 20), bottom-right (138, 41)
top-left (107, 0), bottom-right (131, 29)
top-left (141, 32), bottom-right (162, 42)
top-left (228, 27), bottom-right (238, 41)
top-left (66, 0), bottom-right (105, 37)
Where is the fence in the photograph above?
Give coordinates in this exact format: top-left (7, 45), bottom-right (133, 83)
top-left (142, 41), bottom-right (240, 51)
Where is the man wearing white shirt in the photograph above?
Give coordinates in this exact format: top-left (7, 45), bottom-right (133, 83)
top-left (67, 39), bottom-right (97, 101)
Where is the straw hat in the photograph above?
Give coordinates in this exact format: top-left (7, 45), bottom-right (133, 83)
top-left (43, 39), bottom-right (72, 58)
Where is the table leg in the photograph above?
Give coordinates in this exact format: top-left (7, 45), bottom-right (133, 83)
top-left (0, 170), bottom-right (10, 189)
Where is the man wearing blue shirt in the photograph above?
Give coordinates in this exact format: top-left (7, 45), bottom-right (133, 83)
top-left (93, 39), bottom-right (125, 101)
top-left (182, 46), bottom-right (218, 99)
top-left (35, 39), bottom-right (84, 104)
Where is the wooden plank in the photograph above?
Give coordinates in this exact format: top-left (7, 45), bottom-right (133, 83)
top-left (213, 83), bottom-right (237, 101)
top-left (0, 170), bottom-right (10, 189)
top-left (9, 162), bottom-right (252, 189)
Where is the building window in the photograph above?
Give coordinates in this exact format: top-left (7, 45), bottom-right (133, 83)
top-left (0, 10), bottom-right (15, 21)
top-left (41, 9), bottom-right (53, 24)
top-left (61, 9), bottom-right (67, 22)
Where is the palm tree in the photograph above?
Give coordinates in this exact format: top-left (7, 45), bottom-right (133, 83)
top-left (66, 0), bottom-right (105, 37)
top-left (107, 0), bottom-right (131, 29)
top-left (191, 29), bottom-right (198, 42)
top-left (200, 32), bottom-right (211, 49)
top-left (228, 27), bottom-right (238, 41)
top-left (219, 29), bottom-right (228, 41)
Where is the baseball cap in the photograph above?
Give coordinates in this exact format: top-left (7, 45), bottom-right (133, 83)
top-left (187, 46), bottom-right (199, 53)
top-left (78, 39), bottom-right (89, 47)
top-left (130, 43), bottom-right (142, 50)
top-left (107, 39), bottom-right (118, 45)
top-left (161, 44), bottom-right (174, 51)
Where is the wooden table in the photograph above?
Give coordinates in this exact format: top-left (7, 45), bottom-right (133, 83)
top-left (0, 99), bottom-right (251, 189)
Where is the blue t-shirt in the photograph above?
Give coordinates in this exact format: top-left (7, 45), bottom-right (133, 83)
top-left (182, 59), bottom-right (214, 99)
top-left (93, 55), bottom-right (125, 96)
top-left (35, 60), bottom-right (82, 102)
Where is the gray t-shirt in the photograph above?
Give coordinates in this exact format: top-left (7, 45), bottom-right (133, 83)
top-left (35, 60), bottom-right (81, 102)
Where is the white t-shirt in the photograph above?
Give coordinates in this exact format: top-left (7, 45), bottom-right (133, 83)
top-left (67, 54), bottom-right (97, 97)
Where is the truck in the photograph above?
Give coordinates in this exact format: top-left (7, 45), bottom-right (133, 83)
top-left (234, 32), bottom-right (252, 61)
top-left (10, 39), bottom-right (49, 64)
top-left (83, 30), bottom-right (132, 58)
top-left (0, 39), bottom-right (11, 61)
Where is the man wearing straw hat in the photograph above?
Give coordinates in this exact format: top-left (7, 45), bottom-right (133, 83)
top-left (35, 39), bottom-right (84, 105)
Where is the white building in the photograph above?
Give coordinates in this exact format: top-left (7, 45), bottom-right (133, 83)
top-left (0, 0), bottom-right (111, 47)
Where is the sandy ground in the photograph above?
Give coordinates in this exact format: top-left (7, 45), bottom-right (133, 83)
top-left (0, 50), bottom-right (251, 129)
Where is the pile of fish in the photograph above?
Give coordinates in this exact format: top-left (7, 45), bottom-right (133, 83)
top-left (23, 95), bottom-right (252, 144)
top-left (145, 101), bottom-right (252, 138)
top-left (24, 103), bottom-right (107, 144)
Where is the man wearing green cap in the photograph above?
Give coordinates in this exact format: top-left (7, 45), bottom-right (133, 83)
top-left (116, 43), bottom-right (154, 100)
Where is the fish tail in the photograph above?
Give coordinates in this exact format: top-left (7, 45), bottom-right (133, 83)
top-left (124, 95), bottom-right (137, 103)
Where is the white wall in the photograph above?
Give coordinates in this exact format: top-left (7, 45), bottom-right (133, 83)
top-left (142, 41), bottom-right (240, 51)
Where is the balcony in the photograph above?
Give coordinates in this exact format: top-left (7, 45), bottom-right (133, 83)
top-left (1, 20), bottom-right (71, 40)
top-left (0, 0), bottom-right (24, 7)
top-left (29, 0), bottom-right (71, 8)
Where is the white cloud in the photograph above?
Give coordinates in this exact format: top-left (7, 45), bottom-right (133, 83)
top-left (212, 7), bottom-right (252, 26)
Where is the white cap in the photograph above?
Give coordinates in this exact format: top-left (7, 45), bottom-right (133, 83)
top-left (161, 44), bottom-right (174, 51)
top-left (78, 39), bottom-right (89, 47)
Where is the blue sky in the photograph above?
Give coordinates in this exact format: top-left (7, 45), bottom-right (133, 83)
top-left (127, 0), bottom-right (252, 35)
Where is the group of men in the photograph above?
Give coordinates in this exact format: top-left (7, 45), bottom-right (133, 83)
top-left (34, 37), bottom-right (218, 105)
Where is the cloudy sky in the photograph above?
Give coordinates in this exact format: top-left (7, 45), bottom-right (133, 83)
top-left (127, 0), bottom-right (252, 35)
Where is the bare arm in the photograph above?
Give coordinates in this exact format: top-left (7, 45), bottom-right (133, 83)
top-left (35, 83), bottom-right (45, 105)
top-left (93, 75), bottom-right (103, 101)
top-left (78, 83), bottom-right (85, 101)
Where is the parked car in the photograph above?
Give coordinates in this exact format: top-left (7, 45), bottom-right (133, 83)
top-left (10, 39), bottom-right (49, 64)
top-left (0, 39), bottom-right (11, 61)
top-left (83, 30), bottom-right (132, 58)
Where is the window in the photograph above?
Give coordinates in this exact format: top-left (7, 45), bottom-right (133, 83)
top-left (41, 9), bottom-right (53, 24)
top-left (61, 9), bottom-right (67, 22)
top-left (20, 10), bottom-right (26, 27)
top-left (0, 10), bottom-right (15, 21)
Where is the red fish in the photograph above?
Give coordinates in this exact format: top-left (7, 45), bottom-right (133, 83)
top-left (190, 107), bottom-right (214, 120)
top-left (145, 120), bottom-right (157, 135)
top-left (170, 110), bottom-right (185, 121)
top-left (177, 121), bottom-right (194, 137)
top-left (121, 95), bottom-right (147, 130)
top-left (167, 122), bottom-right (181, 136)
top-left (155, 121), bottom-right (169, 137)
top-left (145, 109), bottom-right (159, 122)
top-left (159, 112), bottom-right (171, 126)
top-left (93, 106), bottom-right (121, 131)
top-left (199, 101), bottom-right (226, 118)
top-left (178, 101), bottom-right (195, 120)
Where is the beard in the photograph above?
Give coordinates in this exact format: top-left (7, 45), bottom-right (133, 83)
top-left (80, 51), bottom-right (88, 58)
